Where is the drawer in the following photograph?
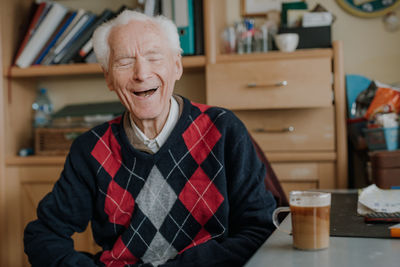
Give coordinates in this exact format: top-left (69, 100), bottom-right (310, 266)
top-left (271, 161), bottom-right (335, 188)
top-left (272, 162), bottom-right (319, 182)
top-left (236, 107), bottom-right (335, 152)
top-left (206, 57), bottom-right (332, 109)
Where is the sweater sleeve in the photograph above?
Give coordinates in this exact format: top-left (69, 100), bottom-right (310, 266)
top-left (24, 141), bottom-right (99, 267)
top-left (161, 121), bottom-right (277, 267)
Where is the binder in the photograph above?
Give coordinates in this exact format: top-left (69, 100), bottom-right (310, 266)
top-left (173, 0), bottom-right (195, 55)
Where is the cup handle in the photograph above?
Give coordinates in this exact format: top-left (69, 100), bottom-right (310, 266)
top-left (272, 207), bottom-right (291, 234)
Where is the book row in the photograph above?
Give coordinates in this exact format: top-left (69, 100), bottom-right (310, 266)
top-left (14, 0), bottom-right (204, 68)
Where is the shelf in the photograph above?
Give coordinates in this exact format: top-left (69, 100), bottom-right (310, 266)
top-left (6, 156), bottom-right (66, 166)
top-left (216, 48), bottom-right (333, 63)
top-left (5, 55), bottom-right (206, 78)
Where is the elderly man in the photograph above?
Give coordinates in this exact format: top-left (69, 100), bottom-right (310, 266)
top-left (24, 10), bottom-right (276, 267)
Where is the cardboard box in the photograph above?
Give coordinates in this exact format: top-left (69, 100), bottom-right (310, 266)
top-left (370, 150), bottom-right (400, 189)
top-left (278, 26), bottom-right (331, 49)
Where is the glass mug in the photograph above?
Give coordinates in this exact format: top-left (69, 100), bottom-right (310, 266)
top-left (272, 191), bottom-right (331, 250)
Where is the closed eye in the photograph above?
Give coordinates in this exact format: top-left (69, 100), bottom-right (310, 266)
top-left (114, 58), bottom-right (134, 67)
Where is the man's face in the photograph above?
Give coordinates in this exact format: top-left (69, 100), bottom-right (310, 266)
top-left (105, 20), bottom-right (182, 125)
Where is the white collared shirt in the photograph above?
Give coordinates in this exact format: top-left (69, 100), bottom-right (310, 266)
top-left (130, 96), bottom-right (179, 153)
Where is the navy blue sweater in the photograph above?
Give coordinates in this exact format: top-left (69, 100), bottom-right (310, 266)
top-left (24, 98), bottom-right (276, 266)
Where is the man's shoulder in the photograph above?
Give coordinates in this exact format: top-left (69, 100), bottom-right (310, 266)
top-left (187, 100), bottom-right (246, 134)
top-left (71, 115), bottom-right (123, 151)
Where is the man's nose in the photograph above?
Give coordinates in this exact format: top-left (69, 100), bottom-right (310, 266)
top-left (132, 58), bottom-right (151, 81)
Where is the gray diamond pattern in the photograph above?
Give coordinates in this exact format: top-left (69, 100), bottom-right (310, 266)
top-left (142, 232), bottom-right (178, 265)
top-left (135, 165), bottom-right (178, 264)
top-left (136, 165), bottom-right (177, 229)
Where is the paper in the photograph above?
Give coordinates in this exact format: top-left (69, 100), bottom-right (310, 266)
top-left (357, 184), bottom-right (400, 215)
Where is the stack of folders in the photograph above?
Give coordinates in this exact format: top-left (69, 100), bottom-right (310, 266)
top-left (160, 0), bottom-right (204, 56)
top-left (14, 0), bottom-right (204, 68)
top-left (14, 2), bottom-right (126, 68)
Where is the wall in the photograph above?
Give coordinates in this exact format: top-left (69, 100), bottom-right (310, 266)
top-left (227, 0), bottom-right (400, 84)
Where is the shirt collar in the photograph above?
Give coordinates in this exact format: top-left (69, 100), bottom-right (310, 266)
top-left (130, 96), bottom-right (179, 153)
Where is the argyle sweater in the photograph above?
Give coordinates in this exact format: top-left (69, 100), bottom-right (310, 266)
top-left (24, 97), bottom-right (276, 267)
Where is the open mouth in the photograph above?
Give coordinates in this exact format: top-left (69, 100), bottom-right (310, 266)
top-left (133, 87), bottom-right (158, 97)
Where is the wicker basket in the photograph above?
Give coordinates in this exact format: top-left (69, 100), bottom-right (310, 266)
top-left (34, 127), bottom-right (89, 155)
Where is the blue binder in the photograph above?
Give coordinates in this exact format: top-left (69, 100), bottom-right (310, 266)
top-left (173, 0), bottom-right (194, 55)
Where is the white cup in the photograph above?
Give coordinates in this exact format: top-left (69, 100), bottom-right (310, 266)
top-left (272, 191), bottom-right (331, 250)
top-left (274, 33), bottom-right (299, 52)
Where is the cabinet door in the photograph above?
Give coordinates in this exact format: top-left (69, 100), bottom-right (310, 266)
top-left (272, 162), bottom-right (335, 200)
top-left (206, 56), bottom-right (332, 109)
top-left (7, 166), bottom-right (100, 266)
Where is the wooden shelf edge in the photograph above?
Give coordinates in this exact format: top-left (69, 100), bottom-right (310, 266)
top-left (266, 152), bottom-right (336, 162)
top-left (5, 56), bottom-right (206, 78)
top-left (6, 156), bottom-right (66, 166)
top-left (216, 48), bottom-right (333, 63)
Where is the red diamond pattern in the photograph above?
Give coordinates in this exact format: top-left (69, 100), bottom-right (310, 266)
top-left (179, 167), bottom-right (224, 226)
top-left (182, 113), bottom-right (221, 165)
top-left (91, 126), bottom-right (122, 178)
top-left (104, 180), bottom-right (135, 228)
top-left (109, 116), bottom-right (122, 125)
top-left (100, 236), bottom-right (138, 266)
top-left (179, 227), bottom-right (211, 254)
top-left (191, 101), bottom-right (210, 113)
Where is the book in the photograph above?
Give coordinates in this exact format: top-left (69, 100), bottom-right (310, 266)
top-left (41, 8), bottom-right (86, 65)
top-left (13, 2), bottom-right (47, 64)
top-left (33, 11), bottom-right (77, 65)
top-left (75, 5), bottom-right (128, 62)
top-left (161, 0), bottom-right (173, 20)
top-left (58, 9), bottom-right (114, 64)
top-left (193, 0), bottom-right (204, 55)
top-left (84, 50), bottom-right (97, 63)
top-left (144, 0), bottom-right (156, 16)
top-left (16, 3), bottom-right (69, 68)
top-left (52, 101), bottom-right (125, 128)
top-left (52, 12), bottom-right (97, 64)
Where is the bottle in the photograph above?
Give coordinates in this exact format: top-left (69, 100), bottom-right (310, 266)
top-left (32, 88), bottom-right (53, 127)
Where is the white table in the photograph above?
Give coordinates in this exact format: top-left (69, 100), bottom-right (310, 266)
top-left (245, 215), bottom-right (400, 267)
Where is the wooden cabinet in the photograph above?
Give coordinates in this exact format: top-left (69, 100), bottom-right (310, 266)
top-left (0, 0), bottom-right (347, 266)
top-left (207, 45), bottom-right (347, 201)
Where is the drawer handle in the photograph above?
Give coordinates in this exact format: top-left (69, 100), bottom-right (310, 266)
top-left (246, 80), bottom-right (288, 88)
top-left (253, 126), bottom-right (295, 133)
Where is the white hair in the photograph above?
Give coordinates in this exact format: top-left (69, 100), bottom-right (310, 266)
top-left (92, 10), bottom-right (182, 71)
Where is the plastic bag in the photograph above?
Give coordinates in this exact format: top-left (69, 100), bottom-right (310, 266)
top-left (364, 82), bottom-right (400, 121)
top-left (352, 81), bottom-right (377, 118)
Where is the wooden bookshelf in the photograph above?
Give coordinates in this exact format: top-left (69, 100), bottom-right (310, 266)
top-left (5, 56), bottom-right (206, 78)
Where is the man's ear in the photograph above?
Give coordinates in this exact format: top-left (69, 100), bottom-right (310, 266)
top-left (102, 67), bottom-right (114, 91)
top-left (175, 54), bottom-right (183, 80)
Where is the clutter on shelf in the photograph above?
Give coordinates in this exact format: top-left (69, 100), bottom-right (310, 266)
top-left (348, 77), bottom-right (400, 152)
top-left (221, 2), bottom-right (334, 54)
top-left (31, 100), bottom-right (125, 156)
